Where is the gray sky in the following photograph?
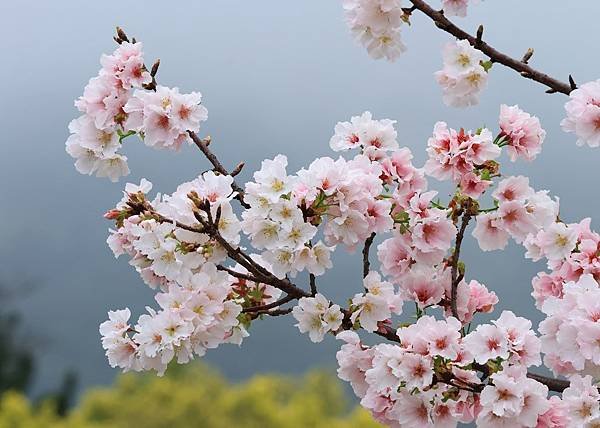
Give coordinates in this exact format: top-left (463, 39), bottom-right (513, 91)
top-left (1, 1), bottom-right (599, 396)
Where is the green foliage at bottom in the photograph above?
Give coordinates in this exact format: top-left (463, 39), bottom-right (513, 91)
top-left (0, 364), bottom-right (381, 428)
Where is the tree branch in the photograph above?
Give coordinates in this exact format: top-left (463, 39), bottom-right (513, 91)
top-left (362, 232), bottom-right (376, 279)
top-left (450, 208), bottom-right (472, 320)
top-left (252, 307), bottom-right (293, 317)
top-left (526, 372), bottom-right (570, 393)
top-left (243, 294), bottom-right (296, 313)
top-left (309, 274), bottom-right (317, 296)
top-left (407, 0), bottom-right (574, 95)
top-left (216, 265), bottom-right (263, 283)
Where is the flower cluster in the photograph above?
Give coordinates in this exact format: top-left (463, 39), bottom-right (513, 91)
top-left (107, 172), bottom-right (240, 289)
top-left (435, 40), bottom-right (490, 107)
top-left (292, 294), bottom-right (344, 342)
top-left (472, 176), bottom-right (559, 250)
top-left (525, 217), bottom-right (600, 308)
top-left (241, 155), bottom-right (333, 278)
top-left (562, 79), bottom-right (600, 148)
top-left (539, 274), bottom-right (600, 378)
top-left (476, 366), bottom-right (550, 427)
top-left (100, 263), bottom-right (246, 375)
top-left (350, 271), bottom-right (403, 332)
top-left (329, 111), bottom-right (399, 158)
top-left (450, 278), bottom-right (498, 324)
top-left (424, 121), bottom-right (500, 198)
top-left (342, 0), bottom-right (406, 61)
top-left (463, 310), bottom-right (541, 367)
top-left (498, 104), bottom-right (546, 162)
top-left (337, 319), bottom-right (469, 427)
top-left (561, 375), bottom-right (600, 426)
top-left (374, 189), bottom-right (465, 312)
top-left (66, 42), bottom-right (208, 181)
top-left (337, 312), bottom-right (549, 427)
top-left (124, 86), bottom-right (207, 150)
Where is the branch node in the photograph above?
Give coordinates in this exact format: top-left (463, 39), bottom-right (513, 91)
top-left (521, 48), bottom-right (534, 64)
top-left (115, 27), bottom-right (129, 44)
top-left (475, 25), bottom-right (484, 46)
top-left (569, 74), bottom-right (577, 90)
top-left (231, 162), bottom-right (245, 177)
top-left (150, 59), bottom-right (161, 77)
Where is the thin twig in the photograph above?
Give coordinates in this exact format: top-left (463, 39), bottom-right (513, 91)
top-left (526, 372), bottom-right (570, 393)
top-left (243, 294), bottom-right (296, 313)
top-left (450, 208), bottom-right (472, 320)
top-left (216, 265), bottom-right (263, 283)
top-left (309, 274), bottom-right (317, 296)
top-left (362, 232), bottom-right (376, 279)
top-left (252, 307), bottom-right (293, 317)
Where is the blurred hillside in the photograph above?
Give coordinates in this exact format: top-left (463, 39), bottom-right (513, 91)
top-left (0, 363), bottom-right (381, 428)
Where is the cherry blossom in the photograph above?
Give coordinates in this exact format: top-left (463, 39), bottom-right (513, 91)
top-left (292, 294), bottom-right (343, 342)
top-left (562, 79), bottom-right (600, 147)
top-left (100, 262), bottom-right (246, 375)
top-left (343, 0), bottom-right (406, 61)
top-left (498, 104), bottom-right (546, 162)
top-left (562, 375), bottom-right (600, 426)
top-left (477, 367), bottom-right (550, 427)
top-left (424, 122), bottom-right (499, 186)
top-left (124, 86), bottom-right (208, 150)
top-left (539, 274), bottom-right (600, 378)
top-left (435, 40), bottom-right (489, 107)
top-left (350, 271), bottom-right (402, 332)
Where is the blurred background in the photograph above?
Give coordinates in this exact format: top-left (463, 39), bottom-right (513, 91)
top-left (1, 0), bottom-right (600, 424)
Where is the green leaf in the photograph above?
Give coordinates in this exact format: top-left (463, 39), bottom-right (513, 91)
top-left (480, 60), bottom-right (493, 72)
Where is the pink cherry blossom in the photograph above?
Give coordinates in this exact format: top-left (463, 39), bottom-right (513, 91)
top-left (562, 79), bottom-right (600, 147)
top-left (472, 212), bottom-right (509, 251)
top-left (499, 104), bottom-right (546, 162)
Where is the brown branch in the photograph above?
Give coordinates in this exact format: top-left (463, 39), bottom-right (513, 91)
top-left (230, 162), bottom-right (245, 177)
top-left (252, 307), bottom-right (293, 317)
top-left (309, 274), bottom-right (317, 296)
top-left (407, 0), bottom-right (574, 95)
top-left (526, 372), bottom-right (570, 393)
top-left (216, 265), bottom-right (263, 283)
top-left (125, 198), bottom-right (204, 234)
top-left (243, 294), bottom-right (296, 313)
top-left (450, 209), bottom-right (472, 320)
top-left (362, 232), bottom-right (376, 279)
